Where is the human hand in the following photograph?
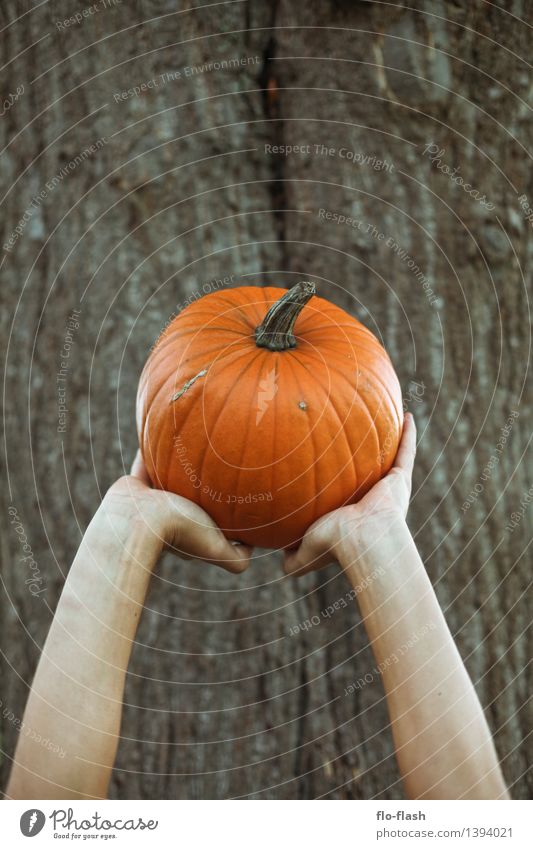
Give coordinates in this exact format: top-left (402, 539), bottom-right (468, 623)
top-left (283, 413), bottom-right (417, 577)
top-left (101, 451), bottom-right (253, 574)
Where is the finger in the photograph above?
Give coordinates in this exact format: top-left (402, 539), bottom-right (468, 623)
top-left (283, 553), bottom-right (331, 577)
top-left (201, 540), bottom-right (253, 574)
top-left (393, 412), bottom-right (417, 476)
top-left (283, 550), bottom-right (313, 576)
top-left (130, 449), bottom-right (151, 485)
top-left (283, 540), bottom-right (334, 577)
top-left (180, 519), bottom-right (253, 574)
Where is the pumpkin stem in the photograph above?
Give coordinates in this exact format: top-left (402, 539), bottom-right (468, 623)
top-left (255, 281), bottom-right (316, 351)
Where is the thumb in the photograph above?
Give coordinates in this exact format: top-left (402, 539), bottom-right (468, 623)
top-left (283, 534), bottom-right (335, 577)
top-left (229, 542), bottom-right (254, 571)
top-left (189, 523), bottom-right (253, 573)
top-left (283, 539), bottom-right (317, 576)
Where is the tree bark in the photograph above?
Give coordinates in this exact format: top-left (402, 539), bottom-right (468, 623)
top-left (1, 0), bottom-right (531, 799)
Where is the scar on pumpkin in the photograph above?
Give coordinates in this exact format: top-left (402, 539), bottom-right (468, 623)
top-left (169, 368), bottom-right (208, 403)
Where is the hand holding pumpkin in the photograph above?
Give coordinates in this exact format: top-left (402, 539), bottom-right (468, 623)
top-left (283, 413), bottom-right (417, 577)
top-left (104, 451), bottom-right (253, 574)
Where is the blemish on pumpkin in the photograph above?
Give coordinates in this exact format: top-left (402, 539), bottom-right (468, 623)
top-left (169, 368), bottom-right (207, 403)
top-left (298, 400), bottom-right (307, 410)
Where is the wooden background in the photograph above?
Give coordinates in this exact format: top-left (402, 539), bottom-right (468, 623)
top-left (1, 0), bottom-right (531, 799)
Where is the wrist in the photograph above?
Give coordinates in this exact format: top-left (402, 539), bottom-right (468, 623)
top-left (64, 504), bottom-right (163, 624)
top-left (334, 512), bottom-right (411, 586)
top-left (91, 485), bottom-right (165, 572)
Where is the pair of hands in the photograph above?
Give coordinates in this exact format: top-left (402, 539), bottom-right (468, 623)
top-left (107, 414), bottom-right (417, 577)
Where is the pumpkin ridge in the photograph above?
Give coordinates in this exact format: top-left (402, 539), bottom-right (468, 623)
top-left (353, 391), bottom-right (388, 474)
top-left (166, 337), bottom-right (255, 402)
top-left (268, 356), bottom-right (277, 537)
top-left (145, 402), bottom-right (172, 490)
top-left (177, 310), bottom-right (251, 331)
top-left (156, 325), bottom-right (247, 355)
top-left (296, 321), bottom-right (376, 339)
top-left (283, 350), bottom-right (338, 482)
top-left (228, 359), bottom-right (262, 534)
top-left (303, 344), bottom-right (402, 439)
top-left (161, 347), bottom-right (261, 519)
top-left (298, 350), bottom-right (385, 475)
top-left (288, 354), bottom-right (359, 500)
top-left (141, 364), bottom-right (178, 436)
top-left (283, 353), bottom-right (320, 530)
top-left (173, 338), bottom-right (255, 392)
top-left (299, 330), bottom-right (381, 352)
top-left (154, 334), bottom-right (253, 384)
top-left (298, 329), bottom-right (389, 361)
top-left (195, 348), bottom-right (267, 506)
top-left (295, 296), bottom-right (373, 329)
top-left (300, 348), bottom-right (397, 461)
top-left (147, 359), bottom-right (221, 480)
top-left (357, 362), bottom-right (403, 437)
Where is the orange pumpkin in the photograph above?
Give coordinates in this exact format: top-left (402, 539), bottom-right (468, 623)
top-left (136, 283), bottom-right (403, 549)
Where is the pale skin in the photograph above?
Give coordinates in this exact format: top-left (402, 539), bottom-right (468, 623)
top-left (6, 414), bottom-right (508, 800)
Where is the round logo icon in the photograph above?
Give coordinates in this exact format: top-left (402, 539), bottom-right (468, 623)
top-left (20, 809), bottom-right (46, 837)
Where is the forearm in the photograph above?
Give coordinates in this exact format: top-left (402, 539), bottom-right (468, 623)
top-left (339, 517), bottom-right (508, 800)
top-left (7, 497), bottom-right (162, 800)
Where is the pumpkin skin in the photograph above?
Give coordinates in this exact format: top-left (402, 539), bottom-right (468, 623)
top-left (136, 285), bottom-right (403, 549)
